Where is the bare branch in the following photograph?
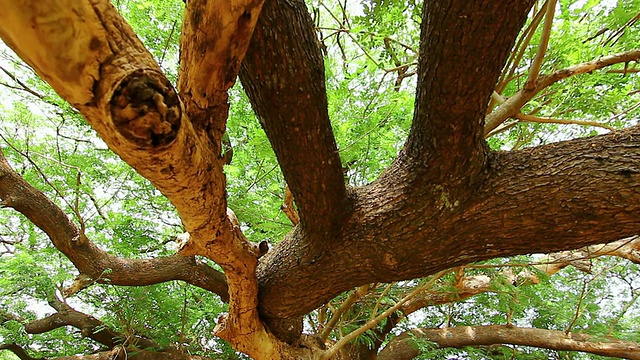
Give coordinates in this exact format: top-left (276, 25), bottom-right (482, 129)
top-left (515, 113), bottom-right (617, 131)
top-left (524, 0), bottom-right (557, 90)
top-left (23, 299), bottom-right (160, 350)
top-left (378, 325), bottom-right (640, 360)
top-left (485, 49), bottom-right (640, 134)
top-left (0, 148), bottom-right (229, 300)
top-left (0, 343), bottom-right (39, 360)
top-left (319, 284), bottom-right (372, 343)
top-left (321, 271), bottom-right (448, 360)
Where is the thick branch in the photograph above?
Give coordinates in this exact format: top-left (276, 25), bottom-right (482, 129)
top-left (405, 0), bottom-right (535, 179)
top-left (177, 0), bottom-right (264, 155)
top-left (485, 49), bottom-right (640, 134)
top-left (0, 3), bottom-right (274, 357)
top-left (378, 325), bottom-right (640, 360)
top-left (0, 149), bottom-right (228, 300)
top-left (239, 0), bottom-right (348, 231)
top-left (258, 126), bottom-right (640, 322)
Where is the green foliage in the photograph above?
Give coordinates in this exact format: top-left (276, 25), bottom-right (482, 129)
top-left (1, 0), bottom-right (639, 359)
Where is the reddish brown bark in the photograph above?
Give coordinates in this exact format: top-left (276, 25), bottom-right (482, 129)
top-left (239, 0), bottom-right (348, 233)
top-left (1, 0), bottom-right (639, 359)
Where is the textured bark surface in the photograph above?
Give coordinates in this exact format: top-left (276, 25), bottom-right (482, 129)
top-left (378, 325), bottom-right (640, 360)
top-left (1, 0), bottom-right (640, 359)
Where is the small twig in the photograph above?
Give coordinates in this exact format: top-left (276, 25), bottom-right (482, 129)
top-left (565, 266), bottom-right (609, 334)
top-left (321, 270), bottom-right (448, 359)
top-left (604, 12), bottom-right (640, 47)
top-left (320, 284), bottom-right (372, 342)
top-left (369, 283), bottom-right (391, 320)
top-left (159, 20), bottom-right (177, 67)
top-left (0, 65), bottom-right (44, 99)
top-left (516, 113), bottom-right (616, 131)
top-left (607, 290), bottom-right (639, 336)
top-left (281, 185), bottom-right (300, 226)
top-left (319, 1), bottom-right (381, 69)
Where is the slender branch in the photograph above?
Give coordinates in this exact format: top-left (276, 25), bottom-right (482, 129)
top-left (524, 0), bottom-right (557, 90)
top-left (485, 49), bottom-right (640, 134)
top-left (0, 343), bottom-right (39, 360)
top-left (319, 284), bottom-right (372, 342)
top-left (0, 148), bottom-right (229, 300)
top-left (496, 4), bottom-right (546, 96)
top-left (321, 271), bottom-right (448, 359)
top-left (0, 65), bottom-right (44, 99)
top-left (400, 237), bottom-right (640, 316)
top-left (516, 113), bottom-right (616, 131)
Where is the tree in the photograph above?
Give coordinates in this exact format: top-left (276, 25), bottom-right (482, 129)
top-left (0, 0), bottom-right (640, 359)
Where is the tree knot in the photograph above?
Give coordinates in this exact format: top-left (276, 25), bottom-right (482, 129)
top-left (111, 69), bottom-right (181, 148)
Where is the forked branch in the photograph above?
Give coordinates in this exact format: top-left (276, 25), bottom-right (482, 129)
top-left (485, 49), bottom-right (640, 134)
top-left (0, 148), bottom-right (229, 299)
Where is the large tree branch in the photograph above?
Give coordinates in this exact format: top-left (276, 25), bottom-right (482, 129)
top-left (177, 0), bottom-right (264, 149)
top-left (485, 49), bottom-right (640, 134)
top-left (378, 325), bottom-right (640, 360)
top-left (0, 2), bottom-right (280, 357)
top-left (404, 0), bottom-right (535, 180)
top-left (239, 0), bottom-right (348, 232)
top-left (0, 148), bottom-right (229, 300)
top-left (258, 125), bottom-right (640, 322)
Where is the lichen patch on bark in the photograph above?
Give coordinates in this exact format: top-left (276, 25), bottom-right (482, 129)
top-left (111, 69), bottom-right (181, 147)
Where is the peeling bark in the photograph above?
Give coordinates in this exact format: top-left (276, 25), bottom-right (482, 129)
top-left (1, 0), bottom-right (639, 359)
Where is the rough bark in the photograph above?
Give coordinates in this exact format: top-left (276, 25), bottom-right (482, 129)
top-left (377, 325), bottom-right (640, 360)
top-left (405, 0), bottom-right (535, 180)
top-left (1, 0), bottom-right (640, 359)
top-left (239, 0), bottom-right (348, 232)
top-left (255, 124), bottom-right (640, 322)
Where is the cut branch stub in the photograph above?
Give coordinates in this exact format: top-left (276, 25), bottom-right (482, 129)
top-left (111, 70), bottom-right (182, 148)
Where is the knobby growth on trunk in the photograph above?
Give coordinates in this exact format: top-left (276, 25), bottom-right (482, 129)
top-left (0, 0), bottom-right (639, 359)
